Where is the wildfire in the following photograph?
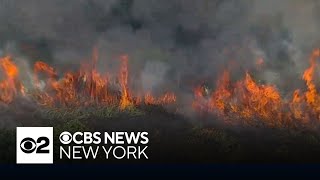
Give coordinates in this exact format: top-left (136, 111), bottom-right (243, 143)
top-left (30, 49), bottom-right (176, 109)
top-left (119, 55), bottom-right (133, 109)
top-left (3, 46), bottom-right (320, 128)
top-left (193, 49), bottom-right (320, 127)
top-left (0, 56), bottom-right (25, 103)
top-left (290, 49), bottom-right (320, 123)
top-left (144, 92), bottom-right (176, 105)
top-left (34, 61), bottom-right (57, 88)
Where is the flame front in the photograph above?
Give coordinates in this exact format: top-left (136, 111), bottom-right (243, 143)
top-left (2, 47), bottom-right (320, 128)
top-left (0, 56), bottom-right (25, 103)
top-left (193, 49), bottom-right (320, 127)
top-left (30, 49), bottom-right (176, 109)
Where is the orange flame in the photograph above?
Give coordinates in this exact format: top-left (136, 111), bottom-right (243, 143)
top-left (192, 49), bottom-right (320, 127)
top-left (5, 46), bottom-right (320, 128)
top-left (33, 48), bottom-right (115, 107)
top-left (30, 49), bottom-right (176, 109)
top-left (34, 61), bottom-right (57, 88)
top-left (144, 92), bottom-right (176, 105)
top-left (119, 55), bottom-right (133, 109)
top-left (0, 56), bottom-right (25, 103)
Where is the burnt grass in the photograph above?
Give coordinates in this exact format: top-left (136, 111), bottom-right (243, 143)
top-left (1, 102), bottom-right (320, 163)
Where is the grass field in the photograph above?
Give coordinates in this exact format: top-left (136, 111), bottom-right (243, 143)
top-left (1, 102), bottom-right (320, 163)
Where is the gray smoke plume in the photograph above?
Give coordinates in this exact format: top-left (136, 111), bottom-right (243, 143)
top-left (0, 0), bottom-right (320, 120)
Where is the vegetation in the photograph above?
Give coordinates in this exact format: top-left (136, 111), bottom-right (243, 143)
top-left (0, 105), bottom-right (320, 163)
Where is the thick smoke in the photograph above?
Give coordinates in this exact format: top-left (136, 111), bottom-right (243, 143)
top-left (0, 0), bottom-right (320, 123)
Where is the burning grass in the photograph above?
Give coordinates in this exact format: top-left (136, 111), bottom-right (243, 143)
top-left (31, 51), bottom-right (176, 109)
top-left (193, 49), bottom-right (320, 129)
top-left (0, 56), bottom-right (25, 103)
top-left (1, 47), bottom-right (320, 164)
top-left (1, 48), bottom-right (320, 130)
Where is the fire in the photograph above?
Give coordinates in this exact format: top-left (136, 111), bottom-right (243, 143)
top-left (144, 92), bottom-right (176, 105)
top-left (234, 72), bottom-right (282, 125)
top-left (302, 49), bottom-right (320, 109)
top-left (33, 49), bottom-right (114, 107)
top-left (34, 61), bottom-right (57, 88)
top-left (3, 45), bottom-right (320, 128)
top-left (193, 49), bottom-right (320, 128)
top-left (289, 89), bottom-right (309, 124)
top-left (1, 56), bottom-right (18, 78)
top-left (29, 49), bottom-right (176, 109)
top-left (0, 56), bottom-right (25, 103)
top-left (209, 70), bottom-right (232, 114)
top-left (119, 55), bottom-right (133, 109)
top-left (290, 49), bottom-right (320, 122)
top-left (194, 70), bottom-right (282, 125)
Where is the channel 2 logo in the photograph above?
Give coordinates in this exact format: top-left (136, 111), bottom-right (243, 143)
top-left (16, 127), bottom-right (53, 164)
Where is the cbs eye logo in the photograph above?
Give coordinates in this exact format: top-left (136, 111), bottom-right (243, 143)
top-left (59, 131), bottom-right (72, 144)
top-left (20, 137), bottom-right (50, 154)
top-left (16, 127), bottom-right (53, 164)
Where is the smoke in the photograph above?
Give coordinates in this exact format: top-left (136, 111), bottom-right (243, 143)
top-left (141, 61), bottom-right (169, 93)
top-left (1, 0), bottom-right (320, 118)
